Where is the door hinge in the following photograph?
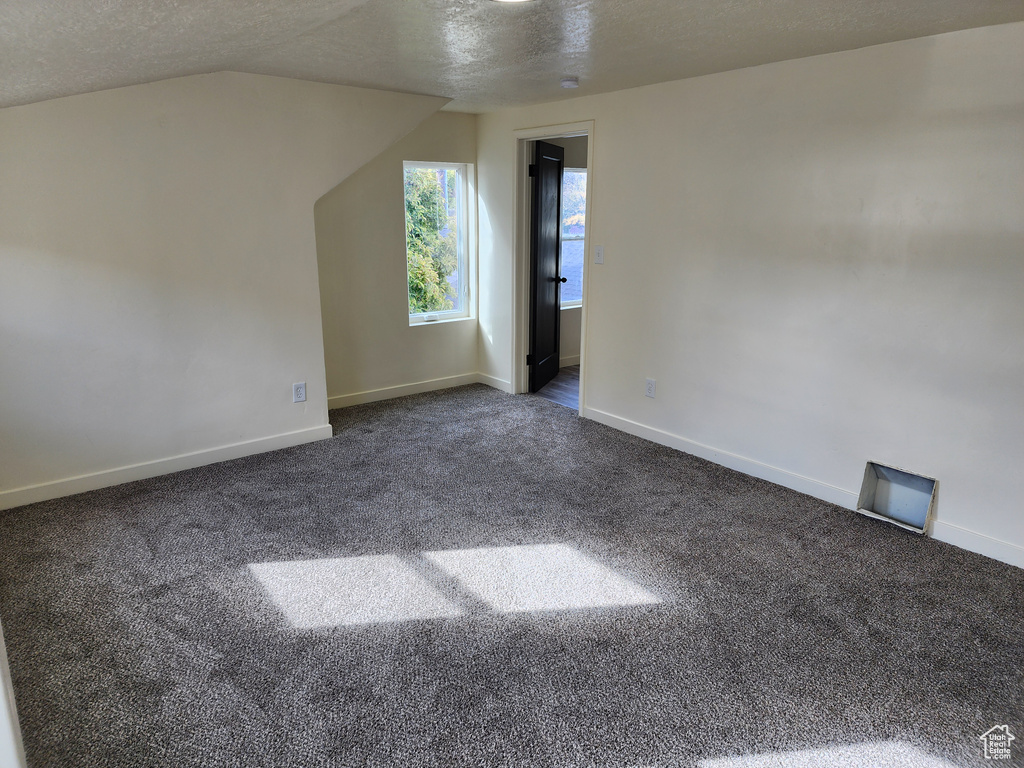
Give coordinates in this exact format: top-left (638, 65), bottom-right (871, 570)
top-left (528, 164), bottom-right (537, 177)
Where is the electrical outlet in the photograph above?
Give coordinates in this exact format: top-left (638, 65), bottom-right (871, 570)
top-left (594, 245), bottom-right (605, 264)
top-left (293, 382), bottom-right (306, 403)
top-left (645, 378), bottom-right (656, 398)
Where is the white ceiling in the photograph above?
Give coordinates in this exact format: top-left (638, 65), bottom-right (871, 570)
top-left (2, 0), bottom-right (1022, 111)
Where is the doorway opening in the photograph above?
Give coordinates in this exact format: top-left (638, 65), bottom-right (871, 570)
top-left (512, 123), bottom-right (593, 413)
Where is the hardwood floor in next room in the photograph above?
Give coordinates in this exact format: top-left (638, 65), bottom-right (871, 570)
top-left (534, 365), bottom-right (579, 410)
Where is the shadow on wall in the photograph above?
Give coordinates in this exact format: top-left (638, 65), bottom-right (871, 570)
top-left (313, 111), bottom-right (480, 402)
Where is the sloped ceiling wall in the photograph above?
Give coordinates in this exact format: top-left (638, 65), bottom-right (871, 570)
top-left (315, 111), bottom-right (479, 404)
top-left (0, 72), bottom-right (446, 505)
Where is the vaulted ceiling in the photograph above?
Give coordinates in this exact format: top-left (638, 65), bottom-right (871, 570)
top-left (2, 0), bottom-right (1022, 111)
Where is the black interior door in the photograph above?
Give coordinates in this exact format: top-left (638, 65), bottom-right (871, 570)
top-left (529, 140), bottom-right (565, 392)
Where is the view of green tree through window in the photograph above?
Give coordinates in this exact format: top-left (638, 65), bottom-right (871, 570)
top-left (404, 163), bottom-right (467, 320)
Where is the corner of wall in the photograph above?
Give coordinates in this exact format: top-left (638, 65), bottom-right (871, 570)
top-left (0, 621), bottom-right (26, 768)
top-left (316, 111), bottom-right (481, 403)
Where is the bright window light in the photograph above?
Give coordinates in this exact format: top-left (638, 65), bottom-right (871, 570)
top-left (404, 162), bottom-right (469, 324)
top-left (423, 543), bottom-right (660, 614)
top-left (560, 168), bottom-right (586, 307)
top-left (249, 554), bottom-right (463, 628)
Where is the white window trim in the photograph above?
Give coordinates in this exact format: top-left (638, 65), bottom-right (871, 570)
top-left (405, 161), bottom-right (471, 325)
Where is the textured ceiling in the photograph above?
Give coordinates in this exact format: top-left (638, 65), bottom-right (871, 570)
top-left (2, 0), bottom-right (1022, 111)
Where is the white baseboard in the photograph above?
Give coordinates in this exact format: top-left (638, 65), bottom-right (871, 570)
top-left (475, 373), bottom-right (513, 393)
top-left (559, 355), bottom-right (580, 367)
top-left (583, 406), bottom-right (1023, 569)
top-left (328, 372), bottom-right (512, 408)
top-left (932, 521), bottom-right (1024, 568)
top-left (0, 425), bottom-right (333, 512)
top-left (3, 373), bottom-right (514, 511)
top-left (582, 406), bottom-right (858, 509)
top-left (328, 373), bottom-right (481, 409)
top-left (7, 390), bottom-right (1018, 572)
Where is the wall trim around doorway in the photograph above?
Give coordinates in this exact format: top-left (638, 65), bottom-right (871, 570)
top-left (511, 121), bottom-right (594, 415)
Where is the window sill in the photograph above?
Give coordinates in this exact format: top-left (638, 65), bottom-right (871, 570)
top-left (409, 314), bottom-right (475, 327)
top-left (560, 302), bottom-right (583, 310)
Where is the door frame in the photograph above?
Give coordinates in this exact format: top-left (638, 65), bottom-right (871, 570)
top-left (511, 120), bottom-right (594, 414)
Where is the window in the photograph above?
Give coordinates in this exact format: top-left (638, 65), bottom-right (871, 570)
top-left (404, 162), bottom-right (469, 323)
top-left (560, 168), bottom-right (587, 307)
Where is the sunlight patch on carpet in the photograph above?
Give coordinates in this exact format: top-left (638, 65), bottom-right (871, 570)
top-left (423, 543), bottom-right (662, 613)
top-left (249, 554), bottom-right (463, 628)
top-left (698, 740), bottom-right (960, 768)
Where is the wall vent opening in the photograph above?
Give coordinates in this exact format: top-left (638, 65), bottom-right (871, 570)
top-left (856, 461), bottom-right (937, 534)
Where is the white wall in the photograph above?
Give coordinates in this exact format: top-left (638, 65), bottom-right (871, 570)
top-left (560, 307), bottom-right (582, 366)
top-left (0, 72), bottom-right (446, 508)
top-left (546, 135), bottom-right (589, 169)
top-left (0, 621), bottom-right (25, 768)
top-left (315, 112), bottom-right (480, 407)
top-left (478, 23), bottom-right (1024, 566)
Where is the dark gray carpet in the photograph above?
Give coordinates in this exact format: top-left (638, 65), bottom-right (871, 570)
top-left (0, 384), bottom-right (1021, 768)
